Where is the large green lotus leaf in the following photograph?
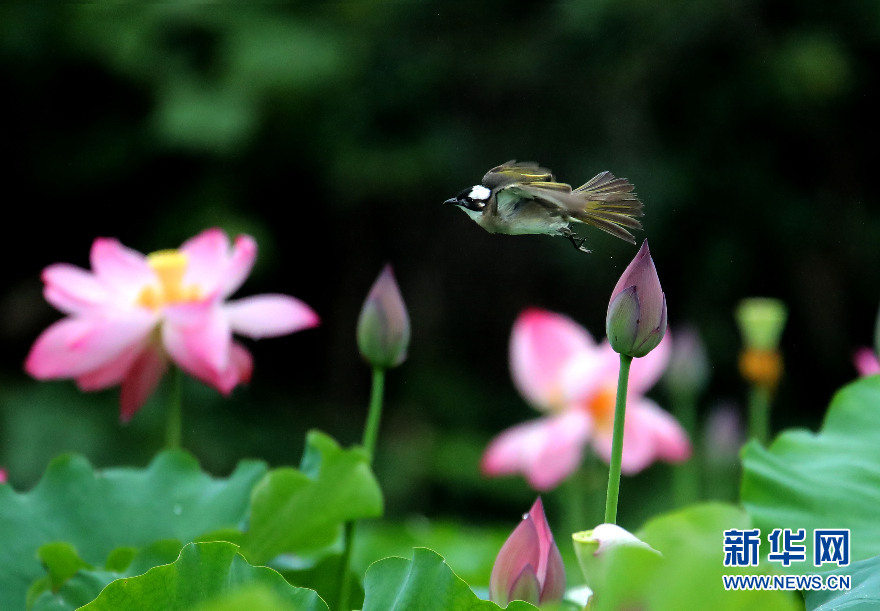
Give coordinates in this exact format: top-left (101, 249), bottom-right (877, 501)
top-left (804, 553), bottom-right (880, 610)
top-left (0, 450), bottom-right (266, 611)
top-left (77, 541), bottom-right (328, 611)
top-left (742, 375), bottom-right (880, 569)
top-left (240, 430), bottom-right (383, 564)
top-left (190, 585), bottom-right (317, 611)
top-left (362, 547), bottom-right (539, 611)
top-left (590, 503), bottom-right (800, 611)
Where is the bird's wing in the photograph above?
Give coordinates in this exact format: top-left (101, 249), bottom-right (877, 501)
top-left (494, 182), bottom-right (571, 217)
top-left (517, 172), bottom-right (644, 243)
top-left (482, 160), bottom-right (555, 188)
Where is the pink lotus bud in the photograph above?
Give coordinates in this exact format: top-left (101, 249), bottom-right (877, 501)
top-left (665, 326), bottom-right (710, 395)
top-left (357, 265), bottom-right (410, 369)
top-left (606, 240), bottom-right (667, 358)
top-left (490, 498), bottom-right (566, 606)
top-left (703, 403), bottom-right (744, 465)
top-left (854, 347), bottom-right (880, 377)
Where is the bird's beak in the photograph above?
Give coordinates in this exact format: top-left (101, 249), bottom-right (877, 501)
top-left (443, 197), bottom-right (458, 206)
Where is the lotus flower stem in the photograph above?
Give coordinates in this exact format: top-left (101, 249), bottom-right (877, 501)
top-left (165, 366), bottom-right (183, 449)
top-left (562, 458), bottom-right (603, 540)
top-left (604, 353), bottom-right (633, 524)
top-left (338, 365), bottom-right (386, 611)
top-left (748, 385), bottom-right (771, 446)
top-left (340, 265), bottom-right (408, 610)
top-left (362, 367), bottom-right (386, 459)
top-left (671, 389), bottom-right (699, 506)
top-left (337, 521), bottom-right (356, 611)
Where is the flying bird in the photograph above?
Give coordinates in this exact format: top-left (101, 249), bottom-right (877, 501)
top-left (444, 160), bottom-right (644, 252)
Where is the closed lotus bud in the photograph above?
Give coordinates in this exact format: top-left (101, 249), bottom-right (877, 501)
top-left (703, 404), bottom-right (744, 466)
top-left (357, 265), bottom-right (410, 369)
top-left (490, 498), bottom-right (565, 607)
top-left (665, 326), bottom-right (710, 396)
top-left (854, 347), bottom-right (880, 377)
top-left (606, 240), bottom-right (667, 358)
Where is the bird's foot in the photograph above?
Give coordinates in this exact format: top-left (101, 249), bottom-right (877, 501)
top-left (561, 228), bottom-right (591, 253)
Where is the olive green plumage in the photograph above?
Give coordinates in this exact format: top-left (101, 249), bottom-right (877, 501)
top-left (444, 160), bottom-right (644, 252)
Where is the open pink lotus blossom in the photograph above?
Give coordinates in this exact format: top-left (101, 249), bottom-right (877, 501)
top-left (25, 228), bottom-right (319, 421)
top-left (481, 308), bottom-right (690, 491)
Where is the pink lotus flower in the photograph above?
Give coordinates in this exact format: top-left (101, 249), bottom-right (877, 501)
top-left (25, 228), bottom-right (319, 421)
top-left (481, 308), bottom-right (690, 491)
top-left (490, 497), bottom-right (565, 607)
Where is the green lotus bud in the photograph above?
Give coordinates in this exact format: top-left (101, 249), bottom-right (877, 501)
top-left (357, 265), bottom-right (410, 369)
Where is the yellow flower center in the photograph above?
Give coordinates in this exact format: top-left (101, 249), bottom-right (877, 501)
top-left (586, 386), bottom-right (617, 431)
top-left (136, 250), bottom-right (201, 310)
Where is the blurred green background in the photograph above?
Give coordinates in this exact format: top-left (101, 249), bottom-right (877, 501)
top-left (1, 2), bottom-right (878, 531)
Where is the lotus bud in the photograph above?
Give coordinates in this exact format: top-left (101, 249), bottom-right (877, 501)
top-left (854, 347), bottom-right (880, 377)
top-left (357, 265), bottom-right (410, 369)
top-left (490, 498), bottom-right (565, 606)
top-left (606, 240), bottom-right (667, 358)
top-left (663, 326), bottom-right (709, 397)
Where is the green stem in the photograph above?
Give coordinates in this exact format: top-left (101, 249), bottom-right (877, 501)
top-left (562, 456), bottom-right (604, 537)
top-left (604, 354), bottom-right (633, 525)
top-left (672, 391), bottom-right (699, 506)
top-left (338, 366), bottom-right (386, 611)
top-left (362, 367), bottom-right (386, 458)
top-left (562, 466), bottom-right (587, 539)
top-left (336, 521), bottom-right (356, 611)
top-left (748, 385), bottom-right (771, 446)
top-left (166, 366), bottom-right (183, 449)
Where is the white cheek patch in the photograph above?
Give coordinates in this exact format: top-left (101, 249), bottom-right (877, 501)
top-left (468, 185), bottom-right (491, 201)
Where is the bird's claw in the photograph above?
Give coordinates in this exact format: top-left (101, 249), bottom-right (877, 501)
top-left (561, 228), bottom-right (591, 253)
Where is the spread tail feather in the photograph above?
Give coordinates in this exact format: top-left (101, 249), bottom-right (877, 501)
top-left (571, 172), bottom-right (644, 243)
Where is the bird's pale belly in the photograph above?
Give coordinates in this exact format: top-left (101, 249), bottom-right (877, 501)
top-left (481, 213), bottom-right (571, 236)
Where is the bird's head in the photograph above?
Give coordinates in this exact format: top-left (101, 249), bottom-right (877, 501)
top-left (443, 185), bottom-right (492, 212)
